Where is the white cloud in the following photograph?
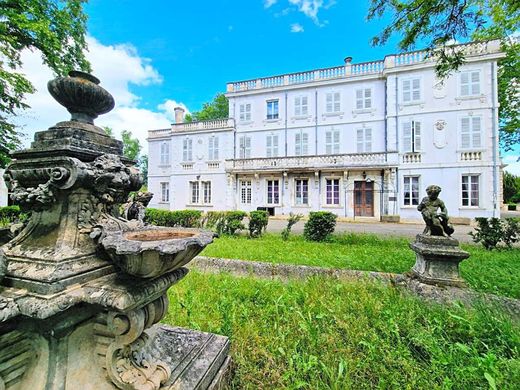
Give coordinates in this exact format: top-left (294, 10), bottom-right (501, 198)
top-left (264, 0), bottom-right (278, 8)
top-left (503, 155), bottom-right (520, 176)
top-left (13, 35), bottom-right (189, 154)
top-left (290, 23), bottom-right (304, 33)
top-left (157, 99), bottom-right (191, 119)
top-left (288, 0), bottom-right (325, 25)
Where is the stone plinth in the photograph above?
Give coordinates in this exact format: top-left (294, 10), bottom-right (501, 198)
top-left (409, 234), bottom-right (470, 287)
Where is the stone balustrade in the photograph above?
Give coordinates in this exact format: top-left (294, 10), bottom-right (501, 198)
top-left (402, 153), bottom-right (422, 164)
top-left (226, 40), bottom-right (502, 93)
top-left (148, 118), bottom-right (235, 138)
top-left (226, 152), bottom-right (398, 172)
top-left (460, 151), bottom-right (483, 161)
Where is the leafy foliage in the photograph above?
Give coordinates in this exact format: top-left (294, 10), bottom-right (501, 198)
top-left (281, 212), bottom-right (303, 241)
top-left (503, 171), bottom-right (520, 203)
top-left (218, 211), bottom-right (246, 236)
top-left (0, 205), bottom-right (25, 224)
top-left (303, 211), bottom-right (337, 241)
top-left (144, 208), bottom-right (202, 228)
top-left (184, 93), bottom-right (228, 122)
top-left (121, 129), bottom-right (141, 161)
top-left (0, 0), bottom-right (91, 167)
top-left (248, 210), bottom-right (269, 238)
top-left (367, 0), bottom-right (520, 150)
top-left (469, 217), bottom-right (520, 250)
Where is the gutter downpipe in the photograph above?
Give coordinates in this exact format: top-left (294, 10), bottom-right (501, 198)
top-left (395, 75), bottom-right (400, 208)
top-left (491, 61), bottom-right (499, 217)
top-left (285, 92), bottom-right (288, 156)
top-left (315, 89), bottom-right (318, 155)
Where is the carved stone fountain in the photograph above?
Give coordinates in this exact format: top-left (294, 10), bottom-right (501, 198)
top-left (0, 71), bottom-right (230, 389)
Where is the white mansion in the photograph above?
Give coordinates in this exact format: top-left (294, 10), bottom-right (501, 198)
top-left (148, 41), bottom-right (504, 222)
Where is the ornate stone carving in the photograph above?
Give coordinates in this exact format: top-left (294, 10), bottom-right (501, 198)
top-left (123, 192), bottom-right (154, 222)
top-left (0, 330), bottom-right (33, 388)
top-left (433, 120), bottom-right (447, 149)
top-left (95, 295), bottom-right (171, 390)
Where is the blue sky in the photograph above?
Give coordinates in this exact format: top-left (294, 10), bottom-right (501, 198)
top-left (15, 0), bottom-right (518, 173)
top-left (85, 0), bottom-right (402, 112)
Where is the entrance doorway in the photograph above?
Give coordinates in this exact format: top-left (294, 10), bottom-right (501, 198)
top-left (354, 181), bottom-right (374, 217)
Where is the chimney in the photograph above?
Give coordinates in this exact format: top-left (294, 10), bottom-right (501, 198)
top-left (174, 107), bottom-right (185, 124)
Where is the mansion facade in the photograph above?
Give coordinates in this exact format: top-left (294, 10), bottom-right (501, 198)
top-left (148, 41), bottom-right (504, 222)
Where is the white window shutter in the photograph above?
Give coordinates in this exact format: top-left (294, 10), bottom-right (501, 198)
top-left (302, 97), bottom-right (308, 115)
top-left (472, 117), bottom-right (481, 147)
top-left (365, 89), bottom-right (372, 108)
top-left (357, 129), bottom-right (364, 153)
top-left (333, 131), bottom-right (340, 154)
top-left (412, 79), bottom-right (420, 101)
top-left (402, 122), bottom-right (412, 152)
top-left (365, 128), bottom-right (372, 152)
top-left (326, 93), bottom-right (332, 112)
top-left (302, 132), bottom-right (308, 155)
top-left (414, 121), bottom-right (421, 151)
top-left (403, 80), bottom-right (411, 102)
top-left (471, 72), bottom-right (480, 95)
top-left (295, 97), bottom-right (301, 116)
top-left (334, 92), bottom-right (341, 112)
top-left (461, 118), bottom-right (470, 149)
top-left (356, 90), bottom-right (363, 109)
top-left (295, 133), bottom-right (301, 155)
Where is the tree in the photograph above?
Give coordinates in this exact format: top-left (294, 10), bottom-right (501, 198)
top-left (367, 0), bottom-right (520, 150)
top-left (139, 155), bottom-right (148, 187)
top-left (185, 93), bottom-right (229, 122)
top-left (503, 171), bottom-right (520, 203)
top-left (0, 0), bottom-right (91, 167)
top-left (121, 130), bottom-right (141, 161)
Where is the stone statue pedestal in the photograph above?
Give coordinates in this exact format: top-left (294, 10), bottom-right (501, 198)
top-left (409, 234), bottom-right (469, 287)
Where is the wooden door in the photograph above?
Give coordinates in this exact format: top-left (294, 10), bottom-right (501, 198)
top-left (354, 181), bottom-right (374, 217)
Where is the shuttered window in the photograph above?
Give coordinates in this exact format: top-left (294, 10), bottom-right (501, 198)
top-left (325, 129), bottom-right (340, 154)
top-left (357, 128), bottom-right (372, 153)
top-left (402, 121), bottom-right (421, 153)
top-left (460, 117), bottom-right (481, 149)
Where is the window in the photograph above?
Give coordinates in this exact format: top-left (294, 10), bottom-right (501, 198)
top-left (266, 100), bottom-right (279, 120)
top-left (183, 138), bottom-right (192, 162)
top-left (295, 131), bottom-right (309, 156)
top-left (160, 142), bottom-right (170, 165)
top-left (326, 92), bottom-right (341, 113)
top-left (403, 176), bottom-right (419, 206)
top-left (160, 182), bottom-right (169, 202)
top-left (357, 128), bottom-right (372, 153)
top-left (356, 88), bottom-right (372, 109)
top-left (267, 180), bottom-right (280, 204)
top-left (402, 121), bottom-right (421, 153)
top-left (460, 71), bottom-right (480, 96)
top-left (325, 129), bottom-right (340, 154)
top-left (240, 180), bottom-right (252, 204)
top-left (326, 179), bottom-right (340, 205)
top-left (239, 103), bottom-right (251, 122)
top-left (460, 117), bottom-right (482, 149)
top-left (266, 134), bottom-right (279, 157)
top-left (208, 136), bottom-right (219, 160)
top-left (202, 181), bottom-right (211, 204)
top-left (462, 175), bottom-right (479, 207)
top-left (295, 179), bottom-right (309, 205)
top-left (402, 78), bottom-right (421, 103)
top-left (190, 181), bottom-right (199, 204)
top-left (295, 96), bottom-right (308, 116)
top-left (239, 135), bottom-right (251, 158)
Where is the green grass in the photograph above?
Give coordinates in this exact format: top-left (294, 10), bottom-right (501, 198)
top-left (165, 272), bottom-right (520, 389)
top-left (201, 233), bottom-right (520, 299)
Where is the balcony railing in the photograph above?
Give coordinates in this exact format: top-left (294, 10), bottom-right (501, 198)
top-left (148, 118), bottom-right (235, 138)
top-left (226, 152), bottom-right (398, 172)
top-left (226, 40), bottom-right (502, 93)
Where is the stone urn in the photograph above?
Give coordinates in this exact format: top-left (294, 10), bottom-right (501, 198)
top-left (0, 72), bottom-right (231, 390)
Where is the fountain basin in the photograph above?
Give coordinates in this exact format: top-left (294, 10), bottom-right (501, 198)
top-left (100, 226), bottom-right (215, 278)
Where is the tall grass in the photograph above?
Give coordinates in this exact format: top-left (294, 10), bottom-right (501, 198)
top-left (200, 233), bottom-right (520, 298)
top-left (165, 272), bottom-right (520, 389)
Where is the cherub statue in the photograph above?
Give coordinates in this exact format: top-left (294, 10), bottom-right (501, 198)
top-left (417, 185), bottom-right (454, 236)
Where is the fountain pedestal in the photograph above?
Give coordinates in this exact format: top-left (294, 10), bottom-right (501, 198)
top-left (0, 71), bottom-right (230, 390)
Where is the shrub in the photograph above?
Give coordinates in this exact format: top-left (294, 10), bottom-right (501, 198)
top-left (219, 211), bottom-right (247, 236)
top-left (469, 217), bottom-right (520, 250)
top-left (303, 211), bottom-right (337, 242)
top-left (248, 210), bottom-right (269, 238)
top-left (0, 206), bottom-right (26, 226)
top-left (145, 208), bottom-right (202, 228)
top-left (201, 211), bottom-right (226, 230)
top-left (281, 212), bottom-right (303, 241)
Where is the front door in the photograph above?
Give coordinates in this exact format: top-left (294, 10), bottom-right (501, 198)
top-left (354, 181), bottom-right (374, 217)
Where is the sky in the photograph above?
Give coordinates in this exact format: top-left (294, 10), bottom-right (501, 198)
top-left (13, 0), bottom-right (519, 174)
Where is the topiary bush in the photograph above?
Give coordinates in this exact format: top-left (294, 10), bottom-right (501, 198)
top-left (248, 210), bottom-right (269, 238)
top-left (219, 211), bottom-right (247, 236)
top-left (303, 211), bottom-right (337, 242)
top-left (469, 217), bottom-right (520, 250)
top-left (144, 208), bottom-right (202, 228)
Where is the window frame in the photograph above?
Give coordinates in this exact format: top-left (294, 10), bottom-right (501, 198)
top-left (189, 181), bottom-right (199, 204)
top-left (459, 70), bottom-right (481, 97)
top-left (325, 178), bottom-right (341, 206)
top-left (402, 120), bottom-right (422, 153)
top-left (459, 116), bottom-right (482, 150)
top-left (208, 135), bottom-right (219, 161)
top-left (183, 138), bottom-right (193, 162)
top-left (355, 88), bottom-right (372, 110)
top-left (325, 91), bottom-right (341, 114)
top-left (266, 179), bottom-right (280, 205)
top-left (402, 77), bottom-right (422, 104)
top-left (240, 179), bottom-right (252, 204)
top-left (160, 142), bottom-right (170, 165)
top-left (160, 182), bottom-right (169, 203)
top-left (266, 99), bottom-right (279, 120)
top-left (325, 128), bottom-right (340, 155)
top-left (266, 134), bottom-right (279, 158)
top-left (239, 135), bottom-right (252, 159)
top-left (294, 95), bottom-right (309, 117)
top-left (356, 127), bottom-right (372, 153)
top-left (294, 178), bottom-right (309, 206)
top-left (295, 130), bottom-right (309, 156)
top-left (461, 174), bottom-right (480, 207)
top-left (239, 103), bottom-right (252, 122)
top-left (403, 176), bottom-right (420, 207)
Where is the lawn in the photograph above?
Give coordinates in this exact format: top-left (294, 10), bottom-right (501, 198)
top-left (164, 271), bottom-right (520, 389)
top-left (201, 233), bottom-right (520, 299)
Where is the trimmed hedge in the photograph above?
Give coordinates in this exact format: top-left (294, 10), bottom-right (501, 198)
top-left (303, 211), bottom-right (337, 241)
top-left (144, 208), bottom-right (203, 228)
top-left (248, 210), bottom-right (269, 238)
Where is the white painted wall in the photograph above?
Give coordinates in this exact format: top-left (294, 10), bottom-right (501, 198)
top-left (0, 169), bottom-right (7, 207)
